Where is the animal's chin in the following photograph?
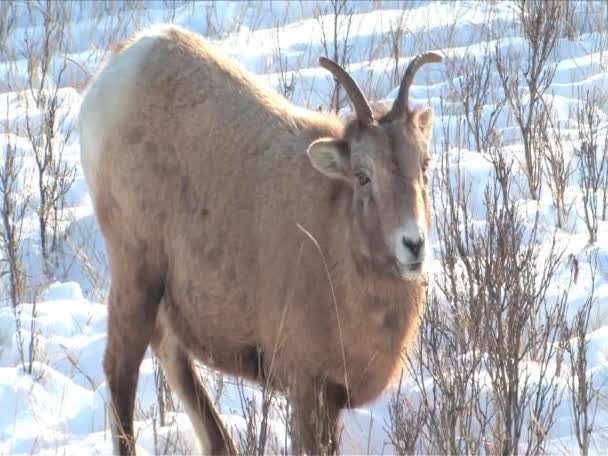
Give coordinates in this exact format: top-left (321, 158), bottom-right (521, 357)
top-left (396, 260), bottom-right (426, 280)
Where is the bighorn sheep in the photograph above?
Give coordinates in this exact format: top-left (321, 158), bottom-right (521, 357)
top-left (78, 24), bottom-right (441, 455)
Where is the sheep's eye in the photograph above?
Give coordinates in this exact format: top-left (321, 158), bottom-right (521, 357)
top-left (356, 172), bottom-right (370, 186)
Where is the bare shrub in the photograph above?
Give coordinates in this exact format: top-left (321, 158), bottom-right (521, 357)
top-left (153, 355), bottom-right (175, 428)
top-left (496, 0), bottom-right (563, 200)
top-left (64, 232), bottom-right (109, 303)
top-left (315, 0), bottom-right (355, 113)
top-left (150, 410), bottom-right (190, 456)
top-left (568, 253), bottom-right (580, 285)
top-left (209, 368), bottom-right (226, 410)
top-left (13, 291), bottom-right (42, 375)
top-left (560, 0), bottom-right (579, 40)
top-left (0, 0), bottom-right (16, 57)
top-left (20, 0), bottom-right (76, 275)
top-left (234, 378), bottom-right (280, 456)
top-left (539, 99), bottom-right (574, 229)
top-left (447, 52), bottom-right (506, 153)
top-left (446, 149), bottom-right (567, 455)
top-left (576, 89), bottom-right (608, 243)
top-left (384, 369), bottom-right (426, 455)
top-left (387, 10), bottom-right (409, 88)
top-left (1, 106), bottom-right (29, 307)
top-left (26, 294), bottom-right (39, 375)
top-left (273, 22), bottom-right (297, 102)
top-left (564, 252), bottom-right (601, 456)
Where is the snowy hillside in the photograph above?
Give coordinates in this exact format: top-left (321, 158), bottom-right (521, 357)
top-left (1, 1), bottom-right (608, 454)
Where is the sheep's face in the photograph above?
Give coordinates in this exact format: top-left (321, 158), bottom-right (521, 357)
top-left (307, 109), bottom-right (434, 280)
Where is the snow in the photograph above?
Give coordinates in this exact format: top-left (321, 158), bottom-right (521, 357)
top-left (1, 0), bottom-right (608, 454)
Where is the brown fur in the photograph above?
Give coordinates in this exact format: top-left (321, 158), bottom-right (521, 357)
top-left (80, 24), bottom-right (436, 455)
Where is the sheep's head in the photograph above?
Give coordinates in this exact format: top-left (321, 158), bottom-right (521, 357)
top-left (308, 52), bottom-right (442, 280)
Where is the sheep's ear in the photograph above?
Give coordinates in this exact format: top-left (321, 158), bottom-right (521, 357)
top-left (307, 138), bottom-right (351, 181)
top-left (415, 108), bottom-right (434, 141)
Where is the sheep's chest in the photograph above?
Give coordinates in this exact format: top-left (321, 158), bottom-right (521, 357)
top-left (341, 295), bottom-right (419, 406)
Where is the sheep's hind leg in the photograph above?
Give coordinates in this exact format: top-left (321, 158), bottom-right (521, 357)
top-left (151, 315), bottom-right (237, 455)
top-left (104, 255), bottom-right (164, 455)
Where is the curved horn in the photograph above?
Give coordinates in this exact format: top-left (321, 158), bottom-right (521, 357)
top-left (386, 51), bottom-right (443, 121)
top-left (319, 56), bottom-right (374, 125)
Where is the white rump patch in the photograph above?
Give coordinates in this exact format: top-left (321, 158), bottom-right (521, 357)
top-left (78, 24), bottom-right (176, 199)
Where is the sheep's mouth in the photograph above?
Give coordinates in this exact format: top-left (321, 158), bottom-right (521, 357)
top-left (408, 262), bottom-right (423, 272)
top-left (394, 260), bottom-right (424, 279)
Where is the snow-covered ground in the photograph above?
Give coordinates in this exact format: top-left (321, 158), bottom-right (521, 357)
top-left (1, 1), bottom-right (608, 454)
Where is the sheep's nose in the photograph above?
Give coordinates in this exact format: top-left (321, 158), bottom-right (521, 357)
top-left (402, 236), bottom-right (424, 258)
